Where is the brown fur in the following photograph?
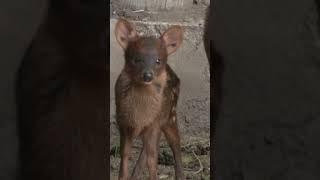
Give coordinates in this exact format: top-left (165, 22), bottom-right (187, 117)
top-left (114, 18), bottom-right (185, 180)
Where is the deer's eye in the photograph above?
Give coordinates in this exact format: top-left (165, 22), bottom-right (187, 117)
top-left (156, 58), bottom-right (161, 64)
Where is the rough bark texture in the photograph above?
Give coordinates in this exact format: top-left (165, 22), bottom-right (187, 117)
top-left (205, 0), bottom-right (320, 179)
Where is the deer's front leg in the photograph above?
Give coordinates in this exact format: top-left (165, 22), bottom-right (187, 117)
top-left (142, 124), bottom-right (161, 180)
top-left (119, 128), bottom-right (133, 180)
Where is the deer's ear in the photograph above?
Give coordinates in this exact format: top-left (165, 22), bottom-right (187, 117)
top-left (161, 26), bottom-right (183, 55)
top-left (114, 18), bottom-right (138, 49)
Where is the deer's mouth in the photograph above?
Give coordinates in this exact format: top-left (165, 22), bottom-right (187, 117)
top-left (143, 81), bottom-right (152, 85)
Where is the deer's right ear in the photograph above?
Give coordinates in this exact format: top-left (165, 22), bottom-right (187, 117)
top-left (115, 18), bottom-right (137, 49)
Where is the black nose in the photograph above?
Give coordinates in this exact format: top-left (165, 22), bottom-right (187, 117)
top-left (143, 72), bottom-right (153, 82)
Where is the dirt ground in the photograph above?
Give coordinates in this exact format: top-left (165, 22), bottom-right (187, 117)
top-left (110, 1), bottom-right (210, 179)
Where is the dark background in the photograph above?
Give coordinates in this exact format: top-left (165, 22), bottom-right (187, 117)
top-left (205, 0), bottom-right (320, 179)
top-left (0, 0), bottom-right (108, 179)
top-left (0, 1), bottom-right (48, 179)
top-left (2, 0), bottom-right (320, 179)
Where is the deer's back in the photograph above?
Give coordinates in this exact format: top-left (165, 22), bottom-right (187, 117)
top-left (159, 64), bottom-right (180, 126)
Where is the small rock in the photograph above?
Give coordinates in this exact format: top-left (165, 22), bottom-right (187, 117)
top-left (193, 0), bottom-right (198, 5)
top-left (159, 174), bottom-right (169, 179)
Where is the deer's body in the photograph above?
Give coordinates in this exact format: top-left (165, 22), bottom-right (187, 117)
top-left (114, 19), bottom-right (185, 180)
top-left (116, 64), bottom-right (179, 136)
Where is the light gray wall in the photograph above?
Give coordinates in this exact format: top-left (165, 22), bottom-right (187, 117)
top-left (110, 16), bottom-right (210, 139)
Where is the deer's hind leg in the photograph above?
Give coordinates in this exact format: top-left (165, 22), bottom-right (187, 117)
top-left (162, 114), bottom-right (184, 180)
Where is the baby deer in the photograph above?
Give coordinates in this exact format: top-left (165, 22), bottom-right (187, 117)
top-left (114, 18), bottom-right (185, 180)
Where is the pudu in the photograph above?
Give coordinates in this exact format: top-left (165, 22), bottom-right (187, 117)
top-left (114, 18), bottom-right (185, 180)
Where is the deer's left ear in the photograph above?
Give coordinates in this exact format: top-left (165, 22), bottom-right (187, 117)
top-left (160, 26), bottom-right (183, 55)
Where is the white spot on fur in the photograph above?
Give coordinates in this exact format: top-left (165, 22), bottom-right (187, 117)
top-left (171, 106), bottom-right (176, 113)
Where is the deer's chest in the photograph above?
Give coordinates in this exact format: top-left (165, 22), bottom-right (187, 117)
top-left (117, 86), bottom-right (163, 133)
